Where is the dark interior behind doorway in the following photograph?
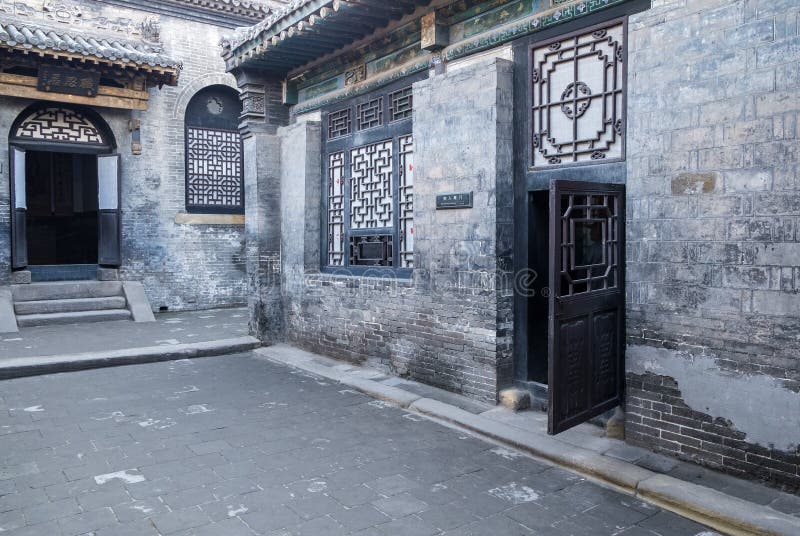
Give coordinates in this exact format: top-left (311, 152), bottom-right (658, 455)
top-left (26, 151), bottom-right (98, 265)
top-left (527, 191), bottom-right (550, 384)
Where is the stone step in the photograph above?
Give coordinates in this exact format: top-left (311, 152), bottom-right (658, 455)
top-left (14, 297), bottom-right (128, 316)
top-left (16, 309), bottom-right (132, 328)
top-left (11, 281), bottom-right (124, 302)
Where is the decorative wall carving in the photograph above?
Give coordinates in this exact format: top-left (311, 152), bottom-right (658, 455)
top-left (531, 22), bottom-right (625, 167)
top-left (239, 82), bottom-right (266, 121)
top-left (0, 0), bottom-right (145, 37)
top-left (344, 64), bottom-right (367, 86)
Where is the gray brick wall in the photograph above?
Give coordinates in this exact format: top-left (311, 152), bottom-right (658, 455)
top-left (0, 0), bottom-right (246, 310)
top-left (272, 57), bottom-right (515, 402)
top-left (626, 0), bottom-right (800, 490)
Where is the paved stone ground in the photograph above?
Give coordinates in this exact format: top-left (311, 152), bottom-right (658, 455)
top-left (266, 345), bottom-right (800, 516)
top-left (0, 353), bottom-right (720, 536)
top-left (0, 308), bottom-right (249, 359)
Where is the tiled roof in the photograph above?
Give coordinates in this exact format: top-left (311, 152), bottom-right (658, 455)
top-left (0, 19), bottom-right (181, 83)
top-left (178, 0), bottom-right (285, 17)
top-left (220, 0), bottom-right (312, 54)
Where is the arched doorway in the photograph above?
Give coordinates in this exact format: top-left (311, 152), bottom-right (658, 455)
top-left (9, 105), bottom-right (120, 281)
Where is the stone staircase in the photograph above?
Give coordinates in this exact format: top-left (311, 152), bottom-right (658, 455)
top-left (11, 281), bottom-right (133, 328)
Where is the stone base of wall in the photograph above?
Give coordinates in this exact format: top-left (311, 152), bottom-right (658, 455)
top-left (627, 371), bottom-right (800, 492)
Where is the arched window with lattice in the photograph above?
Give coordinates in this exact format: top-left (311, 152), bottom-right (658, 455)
top-left (184, 86), bottom-right (244, 214)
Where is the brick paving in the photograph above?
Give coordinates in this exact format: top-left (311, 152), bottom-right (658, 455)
top-left (0, 353), bottom-right (719, 535)
top-left (0, 308), bottom-right (249, 360)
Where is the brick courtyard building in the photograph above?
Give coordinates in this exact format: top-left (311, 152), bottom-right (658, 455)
top-left (221, 0), bottom-right (800, 491)
top-left (0, 0), bottom-right (797, 494)
top-left (0, 0), bottom-right (285, 311)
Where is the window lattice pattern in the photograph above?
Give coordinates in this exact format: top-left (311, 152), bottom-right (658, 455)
top-left (350, 140), bottom-right (394, 229)
top-left (389, 87), bottom-right (413, 122)
top-left (327, 151), bottom-right (346, 266)
top-left (531, 23), bottom-right (625, 167)
top-left (15, 107), bottom-right (104, 144)
top-left (398, 135), bottom-right (414, 269)
top-left (328, 108), bottom-right (352, 139)
top-left (186, 127), bottom-right (243, 209)
top-left (357, 97), bottom-right (383, 131)
top-left (559, 193), bottom-right (620, 296)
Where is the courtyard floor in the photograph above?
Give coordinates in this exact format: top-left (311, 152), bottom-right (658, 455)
top-left (0, 351), bottom-right (721, 536)
top-left (0, 308), bottom-right (249, 360)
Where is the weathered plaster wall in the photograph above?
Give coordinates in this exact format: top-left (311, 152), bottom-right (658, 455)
top-left (626, 0), bottom-right (800, 489)
top-left (273, 56), bottom-right (515, 402)
top-left (0, 0), bottom-right (246, 310)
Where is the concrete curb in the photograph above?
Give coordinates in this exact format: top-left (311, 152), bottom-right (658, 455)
top-left (409, 398), bottom-right (652, 494)
top-left (0, 287), bottom-right (18, 334)
top-left (262, 346), bottom-right (800, 536)
top-left (637, 475), bottom-right (800, 536)
top-left (0, 336), bottom-right (261, 380)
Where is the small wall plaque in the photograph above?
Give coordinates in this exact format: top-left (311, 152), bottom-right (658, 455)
top-left (38, 66), bottom-right (100, 97)
top-left (436, 192), bottom-right (473, 210)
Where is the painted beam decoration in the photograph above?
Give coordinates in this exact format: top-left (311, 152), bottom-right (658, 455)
top-left (222, 0), bottom-right (636, 116)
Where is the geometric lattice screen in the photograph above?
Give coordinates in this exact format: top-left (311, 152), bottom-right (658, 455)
top-left (186, 127), bottom-right (243, 210)
top-left (350, 140), bottom-right (394, 230)
top-left (558, 193), bottom-right (620, 297)
top-left (531, 22), bottom-right (625, 167)
top-left (14, 107), bottom-right (105, 144)
top-left (324, 83), bottom-right (415, 271)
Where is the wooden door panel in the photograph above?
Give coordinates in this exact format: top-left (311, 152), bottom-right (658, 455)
top-left (548, 180), bottom-right (625, 435)
top-left (592, 310), bottom-right (620, 404)
top-left (97, 154), bottom-right (121, 267)
top-left (10, 147), bottom-right (28, 270)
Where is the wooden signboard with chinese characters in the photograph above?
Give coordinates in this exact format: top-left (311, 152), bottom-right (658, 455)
top-left (37, 66), bottom-right (100, 97)
top-left (0, 73), bottom-right (149, 110)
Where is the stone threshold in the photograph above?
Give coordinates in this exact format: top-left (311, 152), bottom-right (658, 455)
top-left (256, 344), bottom-right (800, 536)
top-left (0, 336), bottom-right (260, 380)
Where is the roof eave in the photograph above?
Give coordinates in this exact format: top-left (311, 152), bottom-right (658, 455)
top-left (222, 0), bottom-right (427, 74)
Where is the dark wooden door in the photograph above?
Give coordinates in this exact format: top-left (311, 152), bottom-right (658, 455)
top-left (548, 180), bottom-right (625, 435)
top-left (10, 146), bottom-right (27, 270)
top-left (97, 154), bottom-right (121, 267)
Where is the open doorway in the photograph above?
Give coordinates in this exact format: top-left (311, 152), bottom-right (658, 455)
top-left (526, 190), bottom-right (550, 385)
top-left (26, 151), bottom-right (98, 266)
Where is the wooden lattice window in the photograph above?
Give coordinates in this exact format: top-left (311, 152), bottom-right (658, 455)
top-left (185, 85), bottom-right (244, 214)
top-left (530, 21), bottom-right (626, 168)
top-left (14, 107), bottom-right (106, 145)
top-left (322, 79), bottom-right (420, 276)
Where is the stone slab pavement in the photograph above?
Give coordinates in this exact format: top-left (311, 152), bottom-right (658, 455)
top-left (258, 345), bottom-right (800, 536)
top-left (0, 351), bottom-right (723, 536)
top-left (0, 308), bottom-right (249, 360)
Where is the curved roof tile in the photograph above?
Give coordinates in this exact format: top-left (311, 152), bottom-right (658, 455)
top-left (0, 19), bottom-right (182, 81)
